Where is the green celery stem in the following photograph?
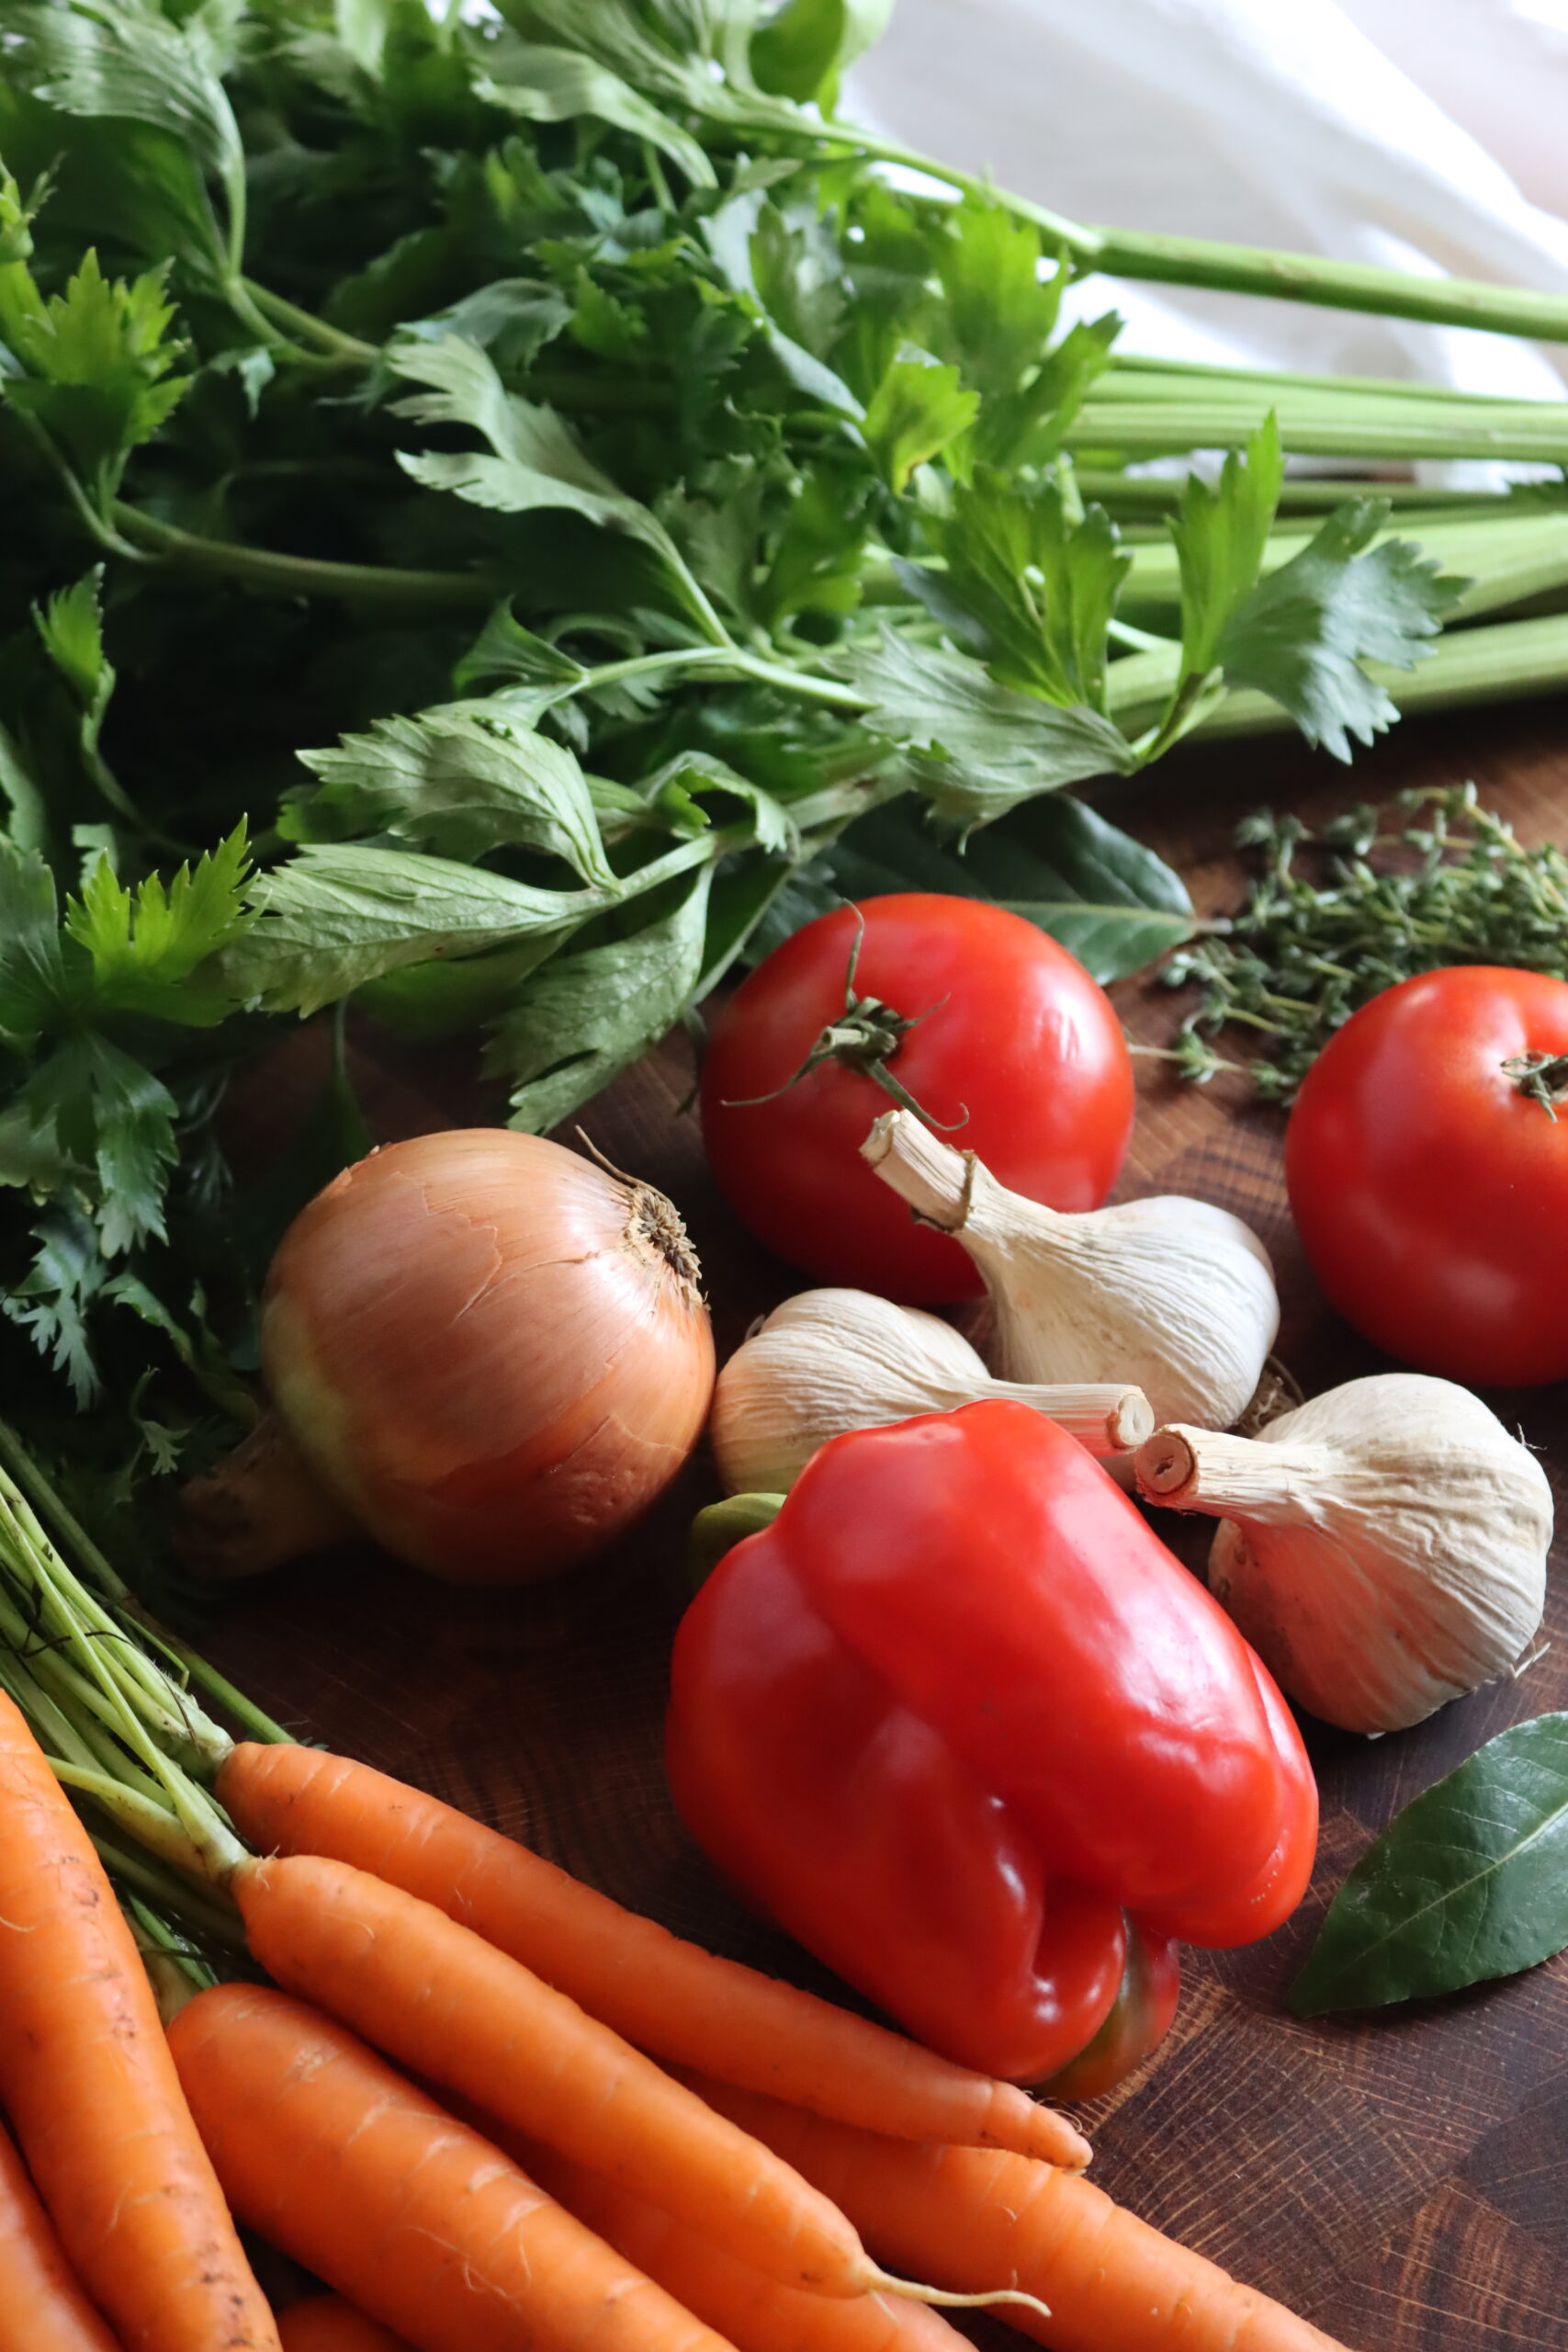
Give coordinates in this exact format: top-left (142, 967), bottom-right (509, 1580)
top-left (1204, 614), bottom-right (1568, 737)
top-left (1082, 226), bottom-right (1568, 346)
top-left (112, 506), bottom-right (499, 608)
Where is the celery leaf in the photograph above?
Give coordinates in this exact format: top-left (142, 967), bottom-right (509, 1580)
top-left (286, 708), bottom-right (615, 883)
top-left (1169, 413), bottom-right (1285, 678)
top-left (1217, 500), bottom-right (1470, 761)
top-left (489, 865), bottom-right (714, 1134)
top-left (847, 629), bottom-right (1135, 829)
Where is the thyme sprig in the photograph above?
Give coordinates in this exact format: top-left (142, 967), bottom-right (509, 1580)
top-left (1159, 786), bottom-right (1568, 1100)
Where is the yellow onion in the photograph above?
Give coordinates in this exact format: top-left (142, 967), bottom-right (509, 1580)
top-left (188, 1129), bottom-right (715, 1586)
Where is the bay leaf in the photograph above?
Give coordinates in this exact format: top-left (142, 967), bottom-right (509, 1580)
top-left (1289, 1713), bottom-right (1568, 2017)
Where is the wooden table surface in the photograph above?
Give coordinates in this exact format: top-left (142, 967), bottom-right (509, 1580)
top-left (211, 697), bottom-right (1568, 2352)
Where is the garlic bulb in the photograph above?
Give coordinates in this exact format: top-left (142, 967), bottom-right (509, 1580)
top-left (1135, 1374), bottom-right (1552, 1735)
top-left (861, 1109), bottom-right (1279, 1429)
top-left (709, 1287), bottom-right (1153, 1495)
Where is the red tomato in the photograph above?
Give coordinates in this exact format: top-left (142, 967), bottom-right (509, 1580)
top-left (700, 896), bottom-right (1134, 1302)
top-left (1285, 967), bottom-right (1568, 1386)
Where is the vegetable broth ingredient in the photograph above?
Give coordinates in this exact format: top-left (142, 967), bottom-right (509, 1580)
top-left (0, 0), bottom-right (1556, 1462)
top-left (213, 1737), bottom-right (1091, 2170)
top-left (1284, 966), bottom-right (1568, 1386)
top-left (1135, 1375), bottom-right (1551, 1736)
top-left (693, 2076), bottom-right (1352, 2352)
top-left (1290, 1714), bottom-right (1568, 2017)
top-left (186, 1129), bottom-right (715, 1584)
top-left (862, 1111), bottom-right (1278, 1428)
top-left (168, 1983), bottom-right (742, 2352)
top-left (0, 1691), bottom-right (279, 2352)
top-left (0, 2120), bottom-right (120, 2352)
top-left (700, 898), bottom-right (1134, 1306)
top-left (507, 2143), bottom-right (974, 2352)
top-left (278, 2301), bottom-right (412, 2352)
top-left (667, 1401), bottom-right (1315, 2085)
top-left (1162, 787), bottom-right (1568, 1100)
top-left (708, 1288), bottom-right (1151, 1494)
top-left (229, 1849), bottom-right (901, 2301)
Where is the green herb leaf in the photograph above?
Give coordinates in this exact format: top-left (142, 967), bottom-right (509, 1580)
top-left (62, 823), bottom-right (253, 1025)
top-left (1170, 413), bottom-right (1285, 678)
top-left (932, 472), bottom-right (1132, 710)
top-left (0, 249), bottom-right (190, 508)
top-left (389, 334), bottom-right (722, 635)
top-left (702, 189), bottom-right (862, 415)
top-left (0, 1210), bottom-right (111, 1406)
top-left (638, 753), bottom-right (795, 854)
top-left (1217, 499), bottom-right (1469, 761)
top-left (34, 570), bottom-right (111, 718)
top-left (847, 630), bottom-right (1136, 828)
top-left (475, 38), bottom-right (716, 189)
top-left (286, 708), bottom-right (615, 882)
top-left (488, 864), bottom-right (713, 1133)
top-left (228, 843), bottom-right (599, 1015)
top-left (1289, 1715), bottom-right (1568, 2016)
top-left (0, 0), bottom-right (247, 265)
top-left (750, 0), bottom-right (893, 104)
top-left (454, 605), bottom-right (588, 700)
top-left (863, 352), bottom-right (978, 494)
top-left (989, 311), bottom-right (1121, 467)
top-left (0, 722), bottom-right (48, 856)
top-left (6, 1031), bottom-right (179, 1254)
top-left (0, 839), bottom-right (71, 1046)
top-left (1164, 787), bottom-right (1568, 1100)
top-left (937, 198), bottom-right (1063, 403)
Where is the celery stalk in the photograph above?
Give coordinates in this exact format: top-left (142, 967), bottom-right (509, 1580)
top-left (1105, 615), bottom-right (1568, 739)
top-left (1119, 513), bottom-right (1568, 626)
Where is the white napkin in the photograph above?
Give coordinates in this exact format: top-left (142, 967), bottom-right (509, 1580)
top-left (850, 0), bottom-right (1568, 418)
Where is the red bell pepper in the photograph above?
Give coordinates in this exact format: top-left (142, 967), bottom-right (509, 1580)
top-left (665, 1401), bottom-right (1318, 2086)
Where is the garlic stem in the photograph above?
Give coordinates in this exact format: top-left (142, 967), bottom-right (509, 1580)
top-left (860, 1110), bottom-right (981, 1231)
top-left (1034, 1386), bottom-right (1156, 1454)
top-left (860, 1110), bottom-right (1280, 1430)
top-left (1135, 1426), bottom-right (1338, 1519)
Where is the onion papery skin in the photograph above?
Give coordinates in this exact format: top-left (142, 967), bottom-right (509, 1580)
top-left (261, 1130), bottom-right (716, 1586)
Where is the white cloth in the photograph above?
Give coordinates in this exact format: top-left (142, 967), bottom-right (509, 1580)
top-left (849, 0), bottom-right (1568, 415)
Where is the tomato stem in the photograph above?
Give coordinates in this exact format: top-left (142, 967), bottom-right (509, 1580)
top-left (1502, 1048), bottom-right (1568, 1121)
top-left (720, 910), bottom-right (969, 1132)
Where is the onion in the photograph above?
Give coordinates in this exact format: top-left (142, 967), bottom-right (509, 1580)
top-left (186, 1129), bottom-right (715, 1585)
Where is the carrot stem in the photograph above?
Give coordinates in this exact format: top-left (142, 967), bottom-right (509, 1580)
top-left (0, 1418), bottom-right (291, 1747)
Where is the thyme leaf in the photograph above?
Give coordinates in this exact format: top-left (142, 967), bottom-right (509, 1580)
top-left (1161, 786), bottom-right (1568, 1101)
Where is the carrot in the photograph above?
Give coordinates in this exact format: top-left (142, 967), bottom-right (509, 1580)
top-left (230, 1849), bottom-right (922, 2300)
top-left (168, 1982), bottom-right (744, 2352)
top-left (0, 1693), bottom-right (278, 2352)
top-left (0, 2118), bottom-right (120, 2352)
top-left (216, 1741), bottom-right (1087, 2169)
top-left (500, 2131), bottom-right (975, 2352)
top-left (690, 2077), bottom-right (1356, 2352)
top-left (277, 2295), bottom-right (412, 2352)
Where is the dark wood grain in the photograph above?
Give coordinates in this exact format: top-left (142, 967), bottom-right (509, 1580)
top-left (209, 698), bottom-right (1568, 2350)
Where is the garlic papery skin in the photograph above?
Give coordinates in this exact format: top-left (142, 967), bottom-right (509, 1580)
top-left (708, 1287), bottom-right (1154, 1496)
top-left (861, 1108), bottom-right (1280, 1430)
top-left (1134, 1374), bottom-right (1552, 1736)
